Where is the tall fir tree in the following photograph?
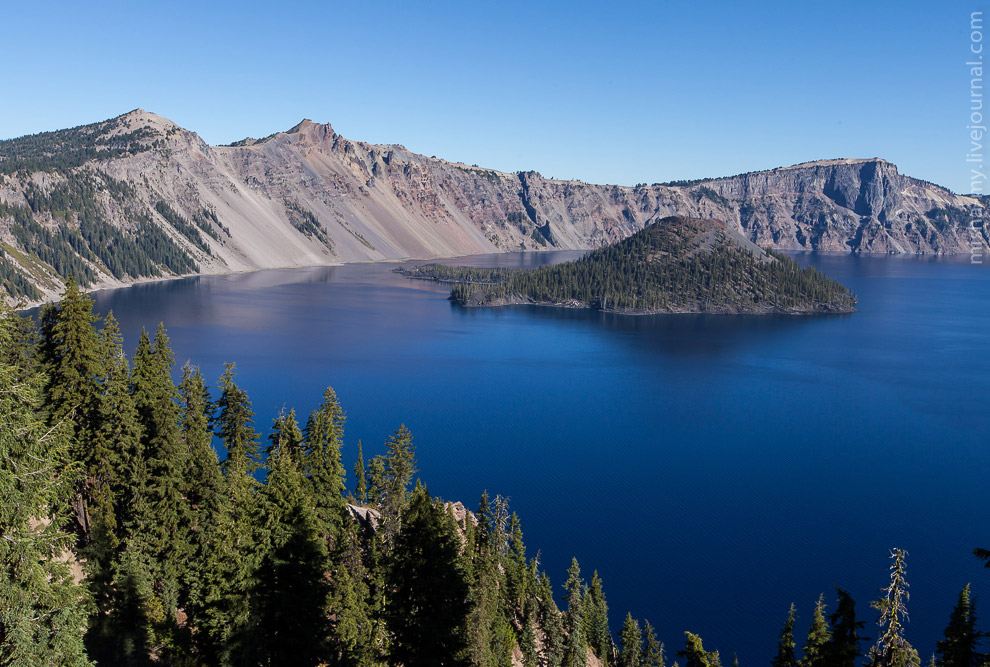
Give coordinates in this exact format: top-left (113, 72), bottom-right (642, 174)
top-left (353, 439), bottom-right (367, 504)
top-left (386, 483), bottom-right (471, 667)
top-left (642, 621), bottom-right (665, 667)
top-left (583, 570), bottom-right (613, 665)
top-left (679, 632), bottom-right (722, 667)
top-left (177, 364), bottom-right (223, 523)
top-left (772, 603), bottom-right (799, 667)
top-left (564, 557), bottom-right (587, 667)
top-left (303, 387), bottom-right (348, 538)
top-left (520, 599), bottom-right (540, 667)
top-left (619, 613), bottom-right (642, 667)
top-left (325, 513), bottom-right (376, 667)
top-left (824, 588), bottom-right (867, 667)
top-left (537, 571), bottom-right (566, 667)
top-left (126, 324), bottom-right (192, 658)
top-left (0, 305), bottom-right (91, 666)
top-left (244, 421), bottom-right (330, 667)
top-left (214, 363), bottom-right (261, 476)
top-left (505, 512), bottom-right (529, 612)
top-left (869, 549), bottom-right (920, 667)
top-left (467, 491), bottom-right (514, 667)
top-left (372, 424), bottom-right (417, 546)
top-left (935, 583), bottom-right (987, 667)
top-left (800, 594), bottom-right (831, 667)
top-left (37, 277), bottom-right (102, 449)
top-left (83, 313), bottom-right (148, 664)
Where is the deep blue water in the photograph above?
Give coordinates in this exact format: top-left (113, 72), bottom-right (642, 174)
top-left (86, 252), bottom-right (990, 664)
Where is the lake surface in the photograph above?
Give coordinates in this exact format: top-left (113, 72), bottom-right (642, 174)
top-left (87, 252), bottom-right (990, 664)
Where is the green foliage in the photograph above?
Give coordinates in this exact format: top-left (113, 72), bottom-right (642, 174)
top-left (537, 571), bottom-right (566, 667)
top-left (126, 324), bottom-right (192, 658)
top-left (11, 283), bottom-right (982, 667)
top-left (215, 363), bottom-right (261, 475)
top-left (936, 583), bottom-right (987, 667)
top-left (369, 424), bottom-right (417, 545)
top-left (406, 217), bottom-right (856, 313)
top-left (824, 588), bottom-right (868, 667)
top-left (801, 594), bottom-right (831, 667)
top-left (247, 421), bottom-right (330, 666)
top-left (303, 387), bottom-right (348, 535)
top-left (773, 603), bottom-right (799, 667)
top-left (564, 557), bottom-right (587, 667)
top-left (6, 208), bottom-right (96, 284)
top-left (869, 549), bottom-right (920, 667)
top-left (926, 206), bottom-right (969, 232)
top-left (386, 484), bottom-right (471, 666)
top-left (679, 632), bottom-right (722, 667)
top-left (620, 613), bottom-right (642, 667)
top-left (0, 114), bottom-right (157, 175)
top-left (694, 186), bottom-right (731, 208)
top-left (154, 201), bottom-right (211, 255)
top-left (0, 255), bottom-right (40, 300)
top-left (0, 305), bottom-right (92, 666)
top-left (641, 621), bottom-right (665, 667)
top-left (583, 571), bottom-right (613, 665)
top-left (284, 199), bottom-right (332, 248)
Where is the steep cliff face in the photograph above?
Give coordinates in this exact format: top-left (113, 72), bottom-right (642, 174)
top-left (0, 110), bottom-right (985, 303)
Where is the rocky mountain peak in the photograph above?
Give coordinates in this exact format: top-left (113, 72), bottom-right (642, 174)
top-left (286, 118), bottom-right (336, 143)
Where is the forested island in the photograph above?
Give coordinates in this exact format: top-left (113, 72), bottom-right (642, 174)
top-left (1, 283), bottom-right (986, 667)
top-left (401, 217), bottom-right (857, 315)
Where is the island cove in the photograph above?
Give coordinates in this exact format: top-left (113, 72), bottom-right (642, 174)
top-left (399, 217), bottom-right (857, 315)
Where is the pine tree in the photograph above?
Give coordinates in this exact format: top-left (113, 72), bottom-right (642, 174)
top-left (583, 570), bottom-right (612, 664)
top-left (245, 423), bottom-right (330, 667)
top-left (935, 583), bottom-right (987, 667)
top-left (325, 513), bottom-right (375, 667)
top-left (183, 365), bottom-right (264, 663)
top-left (537, 571), bottom-right (566, 667)
top-left (772, 603), bottom-right (798, 667)
top-left (620, 613), bottom-right (642, 667)
top-left (214, 362), bottom-right (261, 475)
top-left (824, 588), bottom-right (867, 667)
top-left (869, 549), bottom-right (920, 667)
top-left (0, 305), bottom-right (91, 666)
top-left (800, 594), bottom-right (831, 667)
top-left (466, 491), bottom-right (514, 667)
top-left (505, 512), bottom-right (529, 612)
top-left (127, 323), bottom-right (192, 657)
top-left (564, 557), bottom-right (587, 667)
top-left (303, 387), bottom-right (348, 537)
top-left (83, 313), bottom-right (147, 663)
top-left (520, 599), bottom-right (540, 667)
top-left (37, 276), bottom-right (102, 447)
top-left (176, 364), bottom-right (233, 663)
top-left (177, 364), bottom-right (223, 522)
top-left (374, 424), bottom-right (417, 546)
top-left (268, 408), bottom-right (304, 463)
top-left (353, 439), bottom-right (367, 504)
top-left (386, 483), bottom-right (471, 666)
top-left (679, 632), bottom-right (722, 667)
top-left (642, 621), bottom-right (665, 667)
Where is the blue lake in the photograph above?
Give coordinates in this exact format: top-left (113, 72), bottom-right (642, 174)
top-left (87, 252), bottom-right (990, 664)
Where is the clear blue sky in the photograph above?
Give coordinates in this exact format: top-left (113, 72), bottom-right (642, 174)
top-left (1, 0), bottom-right (981, 192)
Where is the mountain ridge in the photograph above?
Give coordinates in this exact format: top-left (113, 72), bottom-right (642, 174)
top-left (0, 110), bottom-right (986, 304)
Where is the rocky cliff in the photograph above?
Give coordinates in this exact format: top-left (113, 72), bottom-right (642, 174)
top-left (0, 110), bottom-right (985, 303)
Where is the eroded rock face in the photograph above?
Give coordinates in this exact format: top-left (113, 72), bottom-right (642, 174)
top-left (1, 110), bottom-right (986, 302)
